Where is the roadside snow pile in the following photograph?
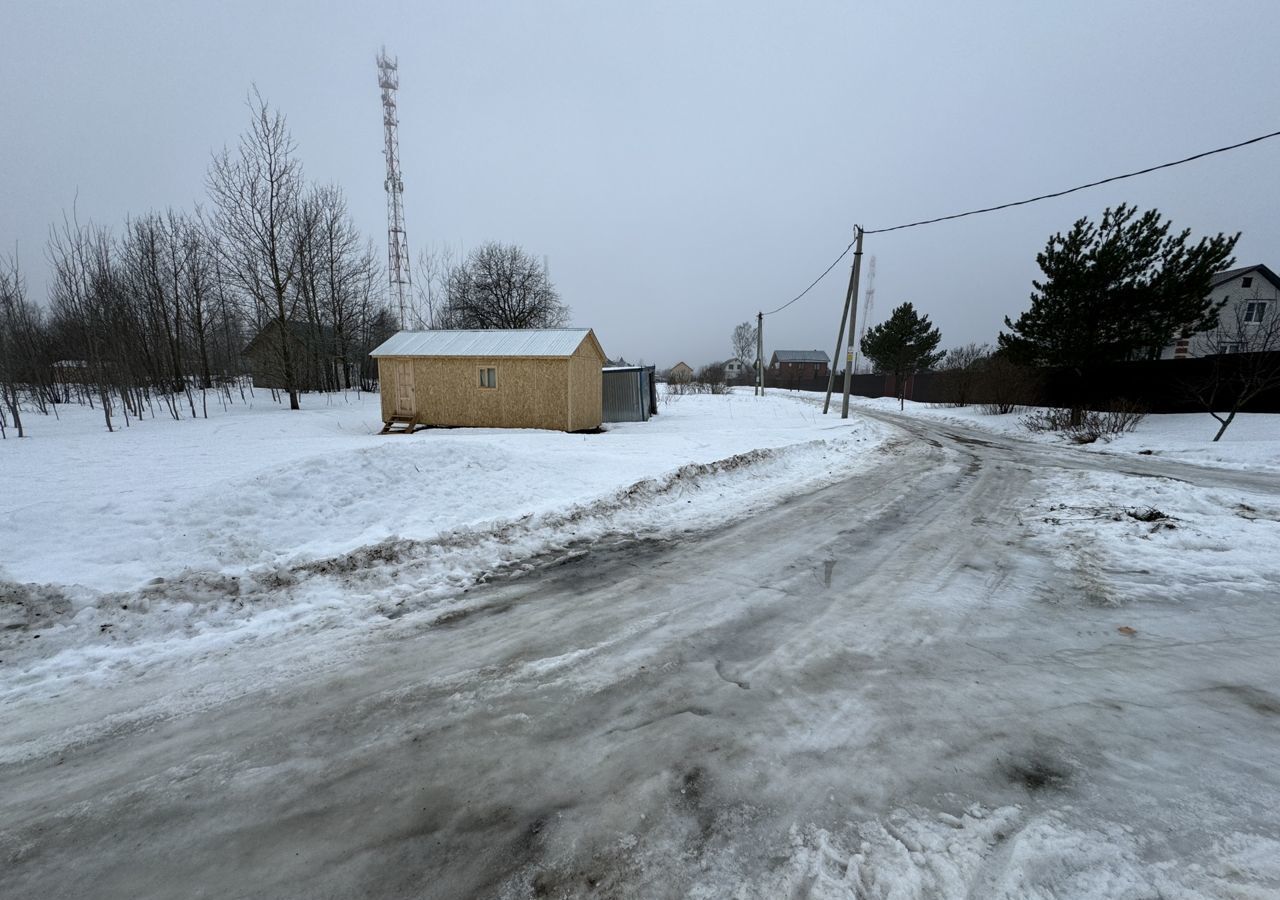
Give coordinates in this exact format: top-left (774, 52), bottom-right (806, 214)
top-left (0, 391), bottom-right (882, 591)
top-left (1026, 467), bottom-right (1280, 605)
top-left (0, 389), bottom-right (890, 690)
top-left (843, 395), bottom-right (1280, 473)
top-left (503, 802), bottom-right (1280, 898)
top-left (759, 805), bottom-right (1280, 899)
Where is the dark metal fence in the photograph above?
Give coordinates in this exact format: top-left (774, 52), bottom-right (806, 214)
top-left (763, 352), bottom-right (1280, 414)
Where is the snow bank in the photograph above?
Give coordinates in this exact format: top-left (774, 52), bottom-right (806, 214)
top-left (0, 389), bottom-right (891, 693)
top-left (1026, 466), bottom-right (1280, 606)
top-left (840, 395), bottom-right (1280, 473)
top-left (756, 805), bottom-right (1280, 899)
top-left (0, 390), bottom-right (882, 591)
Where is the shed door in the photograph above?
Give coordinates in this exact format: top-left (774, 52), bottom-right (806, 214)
top-left (394, 362), bottom-right (415, 416)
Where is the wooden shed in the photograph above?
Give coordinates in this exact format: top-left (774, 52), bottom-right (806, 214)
top-left (369, 328), bottom-right (607, 433)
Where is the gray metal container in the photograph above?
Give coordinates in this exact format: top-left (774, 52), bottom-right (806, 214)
top-left (602, 366), bottom-right (652, 422)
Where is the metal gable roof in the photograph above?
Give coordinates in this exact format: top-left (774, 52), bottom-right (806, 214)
top-left (772, 349), bottom-right (830, 363)
top-left (1210, 264), bottom-right (1280, 292)
top-left (370, 329), bottom-right (594, 358)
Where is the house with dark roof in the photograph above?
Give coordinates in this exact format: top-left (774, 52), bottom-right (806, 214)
top-left (769, 349), bottom-right (830, 381)
top-left (244, 320), bottom-right (339, 392)
top-left (1162, 264), bottom-right (1280, 358)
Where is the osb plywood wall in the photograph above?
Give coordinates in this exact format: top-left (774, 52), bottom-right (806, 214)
top-left (377, 356), bottom-right (568, 429)
top-left (568, 343), bottom-right (604, 431)
top-left (377, 330), bottom-right (606, 432)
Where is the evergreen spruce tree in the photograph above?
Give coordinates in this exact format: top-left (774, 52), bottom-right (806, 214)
top-left (860, 302), bottom-right (944, 409)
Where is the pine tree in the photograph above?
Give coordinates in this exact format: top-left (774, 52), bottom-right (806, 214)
top-left (860, 302), bottom-right (944, 409)
top-left (999, 204), bottom-right (1238, 368)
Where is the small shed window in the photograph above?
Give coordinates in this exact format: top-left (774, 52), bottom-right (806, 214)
top-left (1241, 276), bottom-right (1253, 288)
top-left (479, 367), bottom-right (497, 388)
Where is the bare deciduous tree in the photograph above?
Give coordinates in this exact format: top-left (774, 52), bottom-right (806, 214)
top-left (207, 89), bottom-right (306, 409)
top-left (936, 342), bottom-right (990, 407)
top-left (295, 185), bottom-right (381, 390)
top-left (974, 355), bottom-right (1040, 415)
top-left (47, 213), bottom-right (123, 430)
top-left (437, 242), bottom-right (568, 329)
top-left (413, 244), bottom-right (462, 330)
top-left (730, 321), bottom-right (757, 368)
top-left (1184, 291), bottom-right (1280, 441)
top-left (0, 256), bottom-right (41, 438)
top-left (2, 91), bottom-right (396, 435)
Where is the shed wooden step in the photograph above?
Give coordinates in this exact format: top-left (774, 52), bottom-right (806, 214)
top-left (381, 414), bottom-right (419, 435)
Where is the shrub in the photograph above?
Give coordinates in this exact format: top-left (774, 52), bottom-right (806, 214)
top-left (1021, 400), bottom-right (1147, 443)
top-left (973, 356), bottom-right (1040, 414)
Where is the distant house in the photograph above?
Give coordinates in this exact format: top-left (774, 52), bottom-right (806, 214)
top-left (1163, 264), bottom-right (1280, 358)
top-left (369, 328), bottom-right (607, 433)
top-left (668, 361), bottom-right (694, 382)
top-left (723, 357), bottom-right (751, 382)
top-left (769, 350), bottom-right (830, 381)
top-left (244, 320), bottom-right (338, 392)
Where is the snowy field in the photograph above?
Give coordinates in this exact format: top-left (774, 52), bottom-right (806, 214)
top-left (2, 389), bottom-right (879, 591)
top-left (0, 389), bottom-right (890, 696)
top-left (844, 393), bottom-right (1280, 472)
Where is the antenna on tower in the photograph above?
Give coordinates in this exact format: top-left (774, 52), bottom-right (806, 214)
top-left (377, 47), bottom-right (412, 329)
top-left (855, 255), bottom-right (876, 373)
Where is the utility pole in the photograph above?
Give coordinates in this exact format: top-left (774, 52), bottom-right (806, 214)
top-left (840, 226), bottom-right (865, 419)
top-left (756, 311), bottom-right (764, 396)
top-left (823, 229), bottom-right (860, 414)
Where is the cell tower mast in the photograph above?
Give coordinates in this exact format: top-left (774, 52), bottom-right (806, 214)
top-left (377, 48), bottom-right (411, 329)
top-left (855, 255), bottom-right (876, 373)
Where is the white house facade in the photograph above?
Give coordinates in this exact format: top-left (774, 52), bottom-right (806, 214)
top-left (1162, 264), bottom-right (1279, 359)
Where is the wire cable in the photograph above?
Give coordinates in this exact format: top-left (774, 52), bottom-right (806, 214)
top-left (763, 237), bottom-right (856, 316)
top-left (764, 127), bottom-right (1280, 315)
top-left (866, 128), bottom-right (1280, 235)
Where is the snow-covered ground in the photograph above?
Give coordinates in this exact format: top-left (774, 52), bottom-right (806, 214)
top-left (0, 389), bottom-right (890, 695)
top-left (3, 390), bottom-right (1280, 898)
top-left (841, 394), bottom-right (1280, 472)
top-left (0, 391), bottom-right (889, 592)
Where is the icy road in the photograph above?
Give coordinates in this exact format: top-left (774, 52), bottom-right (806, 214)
top-left (3, 412), bottom-right (1280, 898)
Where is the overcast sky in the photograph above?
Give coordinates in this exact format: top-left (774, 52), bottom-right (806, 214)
top-left (3, 1), bottom-right (1278, 367)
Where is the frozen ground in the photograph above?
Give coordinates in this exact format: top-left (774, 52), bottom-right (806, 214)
top-left (844, 393), bottom-right (1280, 473)
top-left (2, 394), bottom-right (1280, 898)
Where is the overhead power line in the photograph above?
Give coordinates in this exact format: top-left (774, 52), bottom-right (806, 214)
top-left (865, 127), bottom-right (1280, 235)
top-left (763, 237), bottom-right (856, 316)
top-left (764, 126), bottom-right (1280, 316)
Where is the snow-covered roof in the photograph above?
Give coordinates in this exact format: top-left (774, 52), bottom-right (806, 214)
top-left (370, 329), bottom-right (594, 358)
